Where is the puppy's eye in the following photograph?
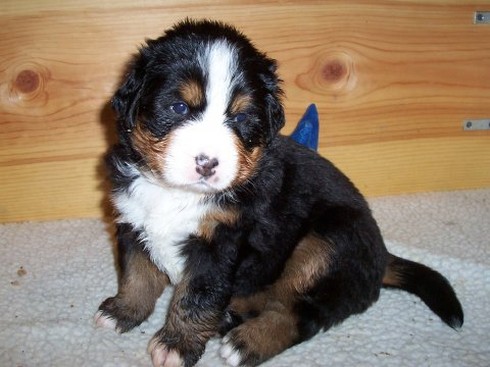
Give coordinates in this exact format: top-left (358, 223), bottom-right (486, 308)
top-left (170, 102), bottom-right (189, 115)
top-left (233, 113), bottom-right (248, 123)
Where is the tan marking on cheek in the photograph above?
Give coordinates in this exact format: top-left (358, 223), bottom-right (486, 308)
top-left (229, 93), bottom-right (252, 115)
top-left (179, 79), bottom-right (204, 108)
top-left (197, 208), bottom-right (240, 242)
top-left (233, 141), bottom-right (263, 186)
top-left (131, 123), bottom-right (172, 175)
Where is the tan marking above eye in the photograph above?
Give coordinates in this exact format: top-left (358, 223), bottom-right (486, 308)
top-left (179, 79), bottom-right (204, 108)
top-left (229, 93), bottom-right (252, 116)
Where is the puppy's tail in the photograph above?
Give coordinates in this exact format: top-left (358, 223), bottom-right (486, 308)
top-left (382, 254), bottom-right (464, 329)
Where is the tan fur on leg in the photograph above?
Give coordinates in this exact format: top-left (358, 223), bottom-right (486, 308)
top-left (96, 250), bottom-right (169, 333)
top-left (222, 233), bottom-right (333, 366)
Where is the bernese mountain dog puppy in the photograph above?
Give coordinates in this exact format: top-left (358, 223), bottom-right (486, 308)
top-left (95, 19), bottom-right (464, 367)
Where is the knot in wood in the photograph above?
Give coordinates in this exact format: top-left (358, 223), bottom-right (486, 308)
top-left (296, 51), bottom-right (356, 97)
top-left (322, 59), bottom-right (347, 83)
top-left (15, 69), bottom-right (40, 94)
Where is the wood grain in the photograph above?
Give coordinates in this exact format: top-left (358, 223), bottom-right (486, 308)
top-left (1, 0), bottom-right (489, 222)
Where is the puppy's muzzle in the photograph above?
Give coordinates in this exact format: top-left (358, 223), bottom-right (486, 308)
top-left (195, 154), bottom-right (219, 178)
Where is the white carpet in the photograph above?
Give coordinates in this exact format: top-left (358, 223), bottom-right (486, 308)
top-left (1, 189), bottom-right (489, 367)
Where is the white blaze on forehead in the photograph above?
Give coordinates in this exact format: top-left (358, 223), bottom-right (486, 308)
top-left (201, 40), bottom-right (238, 122)
top-left (163, 40), bottom-right (241, 193)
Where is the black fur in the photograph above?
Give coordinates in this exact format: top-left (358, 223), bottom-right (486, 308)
top-left (384, 255), bottom-right (464, 329)
top-left (97, 19), bottom-right (464, 367)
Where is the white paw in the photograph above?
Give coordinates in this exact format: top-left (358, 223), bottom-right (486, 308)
top-left (93, 310), bottom-right (117, 331)
top-left (148, 338), bottom-right (184, 367)
top-left (220, 335), bottom-right (243, 367)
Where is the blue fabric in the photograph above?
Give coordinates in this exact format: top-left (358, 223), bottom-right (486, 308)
top-left (290, 104), bottom-right (319, 151)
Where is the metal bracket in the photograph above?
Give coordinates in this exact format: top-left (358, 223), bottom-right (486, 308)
top-left (463, 119), bottom-right (490, 131)
top-left (474, 11), bottom-right (490, 24)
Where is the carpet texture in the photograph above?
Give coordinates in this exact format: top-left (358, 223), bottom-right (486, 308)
top-left (1, 189), bottom-right (489, 367)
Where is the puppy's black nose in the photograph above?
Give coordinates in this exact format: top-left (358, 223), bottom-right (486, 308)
top-left (195, 154), bottom-right (219, 178)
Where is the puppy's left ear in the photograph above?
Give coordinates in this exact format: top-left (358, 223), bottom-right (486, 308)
top-left (112, 57), bottom-right (147, 134)
top-left (261, 59), bottom-right (285, 141)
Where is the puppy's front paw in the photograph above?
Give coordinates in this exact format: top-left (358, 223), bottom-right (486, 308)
top-left (148, 338), bottom-right (184, 367)
top-left (94, 296), bottom-right (149, 333)
top-left (220, 334), bottom-right (245, 367)
top-left (220, 331), bottom-right (260, 367)
top-left (219, 313), bottom-right (295, 367)
top-left (148, 329), bottom-right (205, 367)
top-left (94, 309), bottom-right (118, 331)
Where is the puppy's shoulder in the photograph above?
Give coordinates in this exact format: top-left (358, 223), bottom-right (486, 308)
top-left (271, 136), bottom-right (367, 207)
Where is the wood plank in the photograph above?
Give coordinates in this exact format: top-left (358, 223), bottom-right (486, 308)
top-left (1, 1), bottom-right (489, 222)
top-left (328, 136), bottom-right (490, 196)
top-left (0, 158), bottom-right (107, 221)
top-left (1, 136), bottom-right (487, 222)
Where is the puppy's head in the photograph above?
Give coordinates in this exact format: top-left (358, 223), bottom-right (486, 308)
top-left (113, 19), bottom-right (284, 194)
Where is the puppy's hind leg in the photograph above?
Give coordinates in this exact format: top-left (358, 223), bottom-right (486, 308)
top-left (221, 233), bottom-right (333, 366)
top-left (95, 223), bottom-right (169, 333)
top-left (220, 299), bottom-right (300, 367)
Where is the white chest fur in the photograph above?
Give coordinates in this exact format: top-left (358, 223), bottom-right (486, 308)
top-left (113, 176), bottom-right (211, 284)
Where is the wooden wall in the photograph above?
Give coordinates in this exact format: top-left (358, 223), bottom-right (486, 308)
top-left (1, 0), bottom-right (489, 222)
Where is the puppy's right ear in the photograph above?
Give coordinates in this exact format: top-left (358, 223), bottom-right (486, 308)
top-left (112, 58), bottom-right (147, 133)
